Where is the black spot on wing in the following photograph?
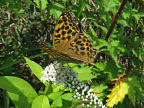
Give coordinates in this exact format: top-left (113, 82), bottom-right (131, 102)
top-left (80, 52), bottom-right (85, 55)
top-left (61, 25), bottom-right (65, 29)
top-left (55, 34), bottom-right (61, 38)
top-left (67, 36), bottom-right (71, 41)
top-left (80, 47), bottom-right (85, 50)
top-left (56, 28), bottom-right (60, 33)
top-left (65, 26), bottom-right (69, 30)
top-left (62, 31), bottom-right (66, 35)
top-left (72, 31), bottom-right (77, 36)
top-left (67, 29), bottom-right (72, 34)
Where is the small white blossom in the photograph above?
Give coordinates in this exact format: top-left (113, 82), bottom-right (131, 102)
top-left (72, 86), bottom-right (75, 88)
top-left (76, 92), bottom-right (79, 96)
top-left (90, 95), bottom-right (93, 99)
top-left (102, 105), bottom-right (106, 108)
top-left (88, 89), bottom-right (93, 93)
top-left (68, 84), bottom-right (71, 87)
top-left (77, 86), bottom-right (80, 90)
top-left (82, 91), bottom-right (85, 95)
top-left (94, 101), bottom-right (97, 104)
top-left (72, 81), bottom-right (75, 85)
top-left (87, 104), bottom-right (90, 107)
top-left (86, 95), bottom-right (89, 98)
top-left (73, 95), bottom-right (76, 98)
top-left (82, 103), bottom-right (85, 106)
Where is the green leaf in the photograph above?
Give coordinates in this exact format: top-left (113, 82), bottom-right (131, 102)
top-left (89, 24), bottom-right (98, 38)
top-left (34, 0), bottom-right (40, 8)
top-left (127, 76), bottom-right (140, 106)
top-left (48, 91), bottom-right (63, 100)
top-left (51, 97), bottom-right (62, 107)
top-left (75, 0), bottom-right (86, 20)
top-left (24, 57), bottom-right (43, 81)
top-left (61, 93), bottom-right (73, 101)
top-left (92, 83), bottom-right (108, 98)
top-left (107, 40), bottom-right (125, 68)
top-left (3, 90), bottom-right (9, 108)
top-left (24, 0), bottom-right (34, 4)
top-left (70, 64), bottom-right (95, 81)
top-left (41, 0), bottom-right (48, 10)
top-left (117, 19), bottom-right (129, 26)
top-left (94, 22), bottom-right (108, 33)
top-left (32, 95), bottom-right (50, 108)
top-left (49, 2), bottom-right (64, 19)
top-left (94, 39), bottom-right (108, 50)
top-left (94, 61), bottom-right (120, 80)
top-left (7, 92), bottom-right (33, 108)
top-left (0, 76), bottom-right (38, 108)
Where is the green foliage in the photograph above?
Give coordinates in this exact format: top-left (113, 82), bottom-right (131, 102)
top-left (0, 0), bottom-right (144, 108)
top-left (31, 95), bottom-right (50, 108)
top-left (24, 57), bottom-right (43, 81)
top-left (0, 76), bottom-right (38, 108)
top-left (69, 63), bottom-right (95, 81)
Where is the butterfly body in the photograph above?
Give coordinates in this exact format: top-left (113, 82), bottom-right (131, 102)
top-left (43, 11), bottom-right (94, 64)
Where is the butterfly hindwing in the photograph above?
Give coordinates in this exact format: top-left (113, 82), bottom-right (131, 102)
top-left (65, 33), bottom-right (94, 63)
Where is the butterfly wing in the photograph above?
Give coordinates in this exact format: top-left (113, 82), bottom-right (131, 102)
top-left (42, 44), bottom-right (59, 59)
top-left (42, 44), bottom-right (84, 63)
top-left (65, 33), bottom-right (94, 63)
top-left (53, 11), bottom-right (80, 51)
top-left (52, 11), bottom-right (94, 63)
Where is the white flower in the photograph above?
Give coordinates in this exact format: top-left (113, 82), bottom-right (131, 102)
top-left (87, 104), bottom-right (90, 107)
top-left (88, 89), bottom-right (93, 93)
top-left (72, 86), bottom-right (75, 88)
top-left (41, 63), bottom-right (77, 85)
top-left (102, 105), bottom-right (106, 108)
top-left (76, 92), bottom-right (79, 96)
top-left (94, 96), bottom-right (98, 100)
top-left (77, 86), bottom-right (80, 90)
top-left (82, 103), bottom-right (85, 106)
top-left (73, 95), bottom-right (76, 98)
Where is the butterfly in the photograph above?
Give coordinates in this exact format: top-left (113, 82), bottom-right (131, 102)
top-left (42, 11), bottom-right (94, 64)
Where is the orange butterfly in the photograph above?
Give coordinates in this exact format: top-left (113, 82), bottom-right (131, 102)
top-left (42, 12), bottom-right (94, 63)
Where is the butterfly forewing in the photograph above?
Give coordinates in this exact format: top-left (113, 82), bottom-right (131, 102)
top-left (53, 12), bottom-right (80, 52)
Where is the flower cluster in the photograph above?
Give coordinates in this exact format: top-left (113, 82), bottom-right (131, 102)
top-left (64, 77), bottom-right (106, 108)
top-left (41, 63), bottom-right (77, 85)
top-left (41, 63), bottom-right (106, 108)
